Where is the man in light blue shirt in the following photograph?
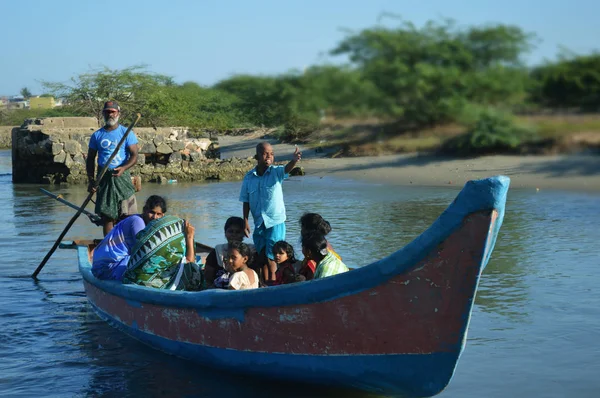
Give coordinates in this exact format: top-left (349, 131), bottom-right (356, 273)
top-left (240, 142), bottom-right (301, 284)
top-left (86, 100), bottom-right (139, 236)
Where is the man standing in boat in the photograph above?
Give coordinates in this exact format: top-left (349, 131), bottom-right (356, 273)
top-left (86, 100), bottom-right (139, 236)
top-left (239, 142), bottom-right (301, 284)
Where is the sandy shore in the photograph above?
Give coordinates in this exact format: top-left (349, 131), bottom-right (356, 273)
top-left (301, 153), bottom-right (600, 192)
top-left (218, 135), bottom-right (600, 192)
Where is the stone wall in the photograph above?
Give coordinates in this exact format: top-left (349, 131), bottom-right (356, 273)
top-left (0, 126), bottom-right (16, 149)
top-left (12, 117), bottom-right (256, 184)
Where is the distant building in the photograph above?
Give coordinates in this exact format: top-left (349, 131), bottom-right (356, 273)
top-left (30, 96), bottom-right (56, 109)
top-left (7, 97), bottom-right (29, 110)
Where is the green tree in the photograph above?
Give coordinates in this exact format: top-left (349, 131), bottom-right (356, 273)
top-left (20, 87), bottom-right (32, 99)
top-left (215, 74), bottom-right (304, 126)
top-left (294, 65), bottom-right (382, 118)
top-left (161, 82), bottom-right (243, 130)
top-left (330, 18), bottom-right (535, 126)
top-left (530, 52), bottom-right (600, 111)
top-left (42, 65), bottom-right (176, 126)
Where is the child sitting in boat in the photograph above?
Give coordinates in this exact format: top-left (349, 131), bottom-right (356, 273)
top-left (298, 213), bottom-right (342, 280)
top-left (269, 241), bottom-right (304, 286)
top-left (204, 217), bottom-right (255, 289)
top-left (226, 242), bottom-right (259, 290)
top-left (301, 233), bottom-right (349, 279)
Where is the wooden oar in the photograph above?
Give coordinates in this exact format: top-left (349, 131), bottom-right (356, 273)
top-left (31, 113), bottom-right (141, 279)
top-left (39, 188), bottom-right (102, 225)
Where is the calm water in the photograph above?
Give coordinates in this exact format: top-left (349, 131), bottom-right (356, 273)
top-left (1, 149), bottom-right (599, 397)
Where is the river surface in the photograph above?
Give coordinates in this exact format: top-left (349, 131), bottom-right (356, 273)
top-left (1, 149), bottom-right (599, 397)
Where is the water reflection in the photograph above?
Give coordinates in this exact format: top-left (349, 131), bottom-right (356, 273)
top-left (475, 199), bottom-right (532, 322)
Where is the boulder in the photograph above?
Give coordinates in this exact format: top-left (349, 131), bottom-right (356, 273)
top-left (140, 141), bottom-right (156, 154)
top-left (153, 135), bottom-right (165, 145)
top-left (64, 154), bottom-right (74, 167)
top-left (194, 138), bottom-right (212, 151)
top-left (170, 140), bottom-right (186, 151)
top-left (168, 152), bottom-right (182, 163)
top-left (73, 153), bottom-right (86, 165)
top-left (64, 140), bottom-right (82, 155)
top-left (189, 151), bottom-right (205, 162)
top-left (53, 151), bottom-right (67, 163)
top-left (156, 142), bottom-right (173, 154)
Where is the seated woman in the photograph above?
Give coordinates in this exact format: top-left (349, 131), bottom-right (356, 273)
top-left (122, 215), bottom-right (199, 290)
top-left (298, 213), bottom-right (342, 280)
top-left (301, 233), bottom-right (349, 280)
top-left (226, 241), bottom-right (259, 290)
top-left (204, 216), bottom-right (255, 289)
top-left (91, 195), bottom-right (166, 281)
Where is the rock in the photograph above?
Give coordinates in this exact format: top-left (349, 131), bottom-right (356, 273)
top-left (64, 140), bottom-right (82, 155)
top-left (69, 163), bottom-right (84, 174)
top-left (186, 143), bottom-right (199, 151)
top-left (64, 154), bottom-right (74, 167)
top-left (194, 138), bottom-right (212, 151)
top-left (181, 148), bottom-right (191, 160)
top-left (156, 142), bottom-right (172, 154)
top-left (70, 132), bottom-right (84, 141)
top-left (168, 152), bottom-right (182, 163)
top-left (73, 153), bottom-right (86, 165)
top-left (153, 135), bottom-right (165, 145)
top-left (53, 151), bottom-right (66, 163)
top-left (289, 166), bottom-right (305, 176)
top-left (189, 151), bottom-right (205, 162)
top-left (158, 176), bottom-right (168, 184)
top-left (165, 164), bottom-right (183, 175)
top-left (170, 140), bottom-right (185, 151)
top-left (139, 164), bottom-right (154, 175)
top-left (140, 141), bottom-right (156, 154)
top-left (78, 138), bottom-right (89, 153)
top-left (137, 153), bottom-right (146, 165)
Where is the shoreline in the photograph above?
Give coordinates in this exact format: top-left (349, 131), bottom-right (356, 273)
top-left (299, 153), bottom-right (600, 192)
top-left (217, 135), bottom-right (600, 192)
top-left (2, 145), bottom-right (598, 192)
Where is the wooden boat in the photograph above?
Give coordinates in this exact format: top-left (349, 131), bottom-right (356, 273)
top-left (64, 175), bottom-right (510, 397)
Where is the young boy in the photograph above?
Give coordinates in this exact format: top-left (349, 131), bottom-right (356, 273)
top-left (239, 142), bottom-right (301, 283)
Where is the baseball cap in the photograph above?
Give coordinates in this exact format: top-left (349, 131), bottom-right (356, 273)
top-left (103, 100), bottom-right (120, 112)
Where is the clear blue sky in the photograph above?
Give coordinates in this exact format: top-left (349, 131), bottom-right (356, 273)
top-left (1, 0), bottom-right (598, 96)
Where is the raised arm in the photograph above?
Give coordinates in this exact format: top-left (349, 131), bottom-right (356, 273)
top-left (184, 220), bottom-right (196, 263)
top-left (284, 145), bottom-right (302, 174)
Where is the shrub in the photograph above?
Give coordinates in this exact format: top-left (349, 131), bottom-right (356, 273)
top-left (440, 107), bottom-right (536, 156)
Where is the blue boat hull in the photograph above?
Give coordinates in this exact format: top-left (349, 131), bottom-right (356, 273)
top-left (76, 175), bottom-right (510, 397)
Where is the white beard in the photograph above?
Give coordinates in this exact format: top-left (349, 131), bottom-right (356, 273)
top-left (104, 115), bottom-right (119, 127)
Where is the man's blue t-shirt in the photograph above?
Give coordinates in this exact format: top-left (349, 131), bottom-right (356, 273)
top-left (89, 125), bottom-right (138, 168)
